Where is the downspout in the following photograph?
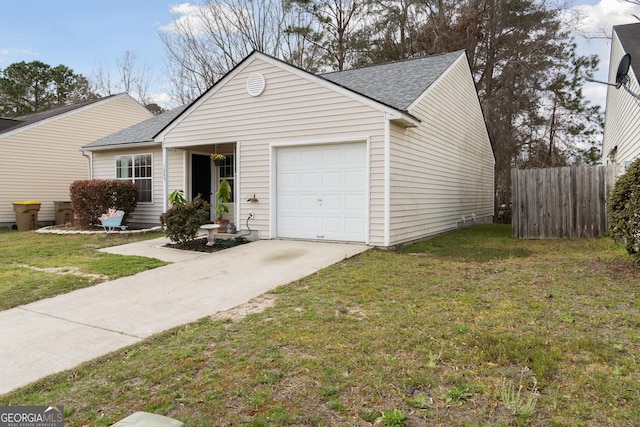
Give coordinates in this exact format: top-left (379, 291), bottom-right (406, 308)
top-left (81, 150), bottom-right (93, 179)
top-left (162, 145), bottom-right (168, 213)
top-left (384, 113), bottom-right (391, 247)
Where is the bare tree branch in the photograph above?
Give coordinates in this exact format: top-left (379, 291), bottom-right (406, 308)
top-left (92, 51), bottom-right (155, 109)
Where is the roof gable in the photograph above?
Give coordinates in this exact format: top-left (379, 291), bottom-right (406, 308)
top-left (152, 50), bottom-right (474, 142)
top-left (614, 22), bottom-right (640, 84)
top-left (321, 51), bottom-right (464, 111)
top-left (0, 94), bottom-right (146, 137)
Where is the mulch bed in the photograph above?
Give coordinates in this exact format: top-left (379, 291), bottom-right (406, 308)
top-left (164, 237), bottom-right (249, 253)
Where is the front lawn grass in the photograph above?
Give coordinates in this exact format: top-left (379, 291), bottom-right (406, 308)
top-left (0, 228), bottom-right (167, 310)
top-left (1, 224), bottom-right (639, 426)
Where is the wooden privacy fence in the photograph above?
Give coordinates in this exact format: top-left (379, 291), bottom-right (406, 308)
top-left (511, 165), bottom-right (619, 239)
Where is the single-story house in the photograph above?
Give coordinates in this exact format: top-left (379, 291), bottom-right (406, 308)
top-left (82, 50), bottom-right (495, 248)
top-left (0, 94), bottom-right (153, 226)
top-left (602, 22), bottom-right (640, 170)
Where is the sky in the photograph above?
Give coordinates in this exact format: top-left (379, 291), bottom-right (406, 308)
top-left (1, 0), bottom-right (639, 110)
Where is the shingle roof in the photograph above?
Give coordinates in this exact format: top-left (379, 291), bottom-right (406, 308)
top-left (614, 22), bottom-right (640, 84)
top-left (85, 51), bottom-right (464, 149)
top-left (0, 96), bottom-right (114, 135)
top-left (0, 118), bottom-right (21, 132)
top-left (82, 104), bottom-right (188, 149)
top-left (321, 50), bottom-right (464, 111)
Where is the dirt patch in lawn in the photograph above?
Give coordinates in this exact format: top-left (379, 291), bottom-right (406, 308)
top-left (210, 294), bottom-right (277, 322)
top-left (14, 264), bottom-right (108, 280)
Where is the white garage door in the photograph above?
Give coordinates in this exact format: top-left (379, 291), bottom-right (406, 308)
top-left (276, 142), bottom-right (367, 242)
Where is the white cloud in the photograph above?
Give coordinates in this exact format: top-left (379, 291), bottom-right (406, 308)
top-left (160, 2), bottom-right (245, 35)
top-left (583, 77), bottom-right (608, 103)
top-left (573, 0), bottom-right (638, 36)
top-left (148, 92), bottom-right (178, 109)
top-left (160, 3), bottom-right (203, 33)
top-left (571, 0), bottom-right (640, 108)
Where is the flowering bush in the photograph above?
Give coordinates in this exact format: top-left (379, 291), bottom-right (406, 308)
top-left (70, 179), bottom-right (138, 227)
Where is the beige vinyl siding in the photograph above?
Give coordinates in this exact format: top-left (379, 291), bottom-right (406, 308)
top-left (163, 58), bottom-right (386, 244)
top-left (0, 95), bottom-right (151, 225)
top-left (603, 34), bottom-right (640, 165)
top-left (91, 145), bottom-right (181, 225)
top-left (388, 55), bottom-right (494, 246)
top-left (167, 148), bottom-right (186, 206)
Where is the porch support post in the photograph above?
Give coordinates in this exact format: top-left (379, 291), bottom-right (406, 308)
top-left (162, 146), bottom-right (168, 213)
top-left (235, 141), bottom-right (240, 229)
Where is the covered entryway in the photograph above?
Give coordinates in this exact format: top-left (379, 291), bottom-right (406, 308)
top-left (276, 142), bottom-right (368, 242)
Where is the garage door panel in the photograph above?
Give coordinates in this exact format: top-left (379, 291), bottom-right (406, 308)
top-left (322, 171), bottom-right (344, 188)
top-left (278, 194), bottom-right (300, 209)
top-left (346, 145), bottom-right (366, 162)
top-left (277, 142), bottom-right (367, 242)
top-left (346, 194), bottom-right (366, 211)
top-left (300, 216), bottom-right (320, 234)
top-left (321, 194), bottom-right (344, 211)
top-left (277, 215), bottom-right (298, 233)
top-left (321, 146), bottom-right (345, 164)
top-left (278, 171), bottom-right (301, 189)
top-left (300, 194), bottom-right (320, 210)
top-left (345, 170), bottom-right (366, 187)
top-left (343, 218), bottom-right (366, 240)
top-left (321, 217), bottom-right (342, 235)
top-left (278, 151), bottom-right (300, 170)
top-left (301, 172), bottom-right (321, 188)
top-left (301, 149), bottom-right (321, 166)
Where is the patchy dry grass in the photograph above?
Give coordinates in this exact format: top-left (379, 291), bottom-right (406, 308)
top-left (0, 228), bottom-right (166, 309)
top-left (1, 225), bottom-right (639, 426)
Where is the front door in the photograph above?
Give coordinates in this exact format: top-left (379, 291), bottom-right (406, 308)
top-left (191, 154), bottom-right (211, 203)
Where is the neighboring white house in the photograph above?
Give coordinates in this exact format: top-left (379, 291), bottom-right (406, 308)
top-left (0, 94), bottom-right (153, 226)
top-left (602, 22), bottom-right (640, 170)
top-left (83, 50), bottom-right (495, 248)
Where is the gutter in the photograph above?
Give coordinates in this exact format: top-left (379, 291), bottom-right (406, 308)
top-left (81, 140), bottom-right (160, 152)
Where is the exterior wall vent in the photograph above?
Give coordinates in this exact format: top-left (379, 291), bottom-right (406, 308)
top-left (246, 73), bottom-right (266, 97)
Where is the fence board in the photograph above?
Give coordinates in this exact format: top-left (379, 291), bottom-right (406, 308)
top-left (511, 165), bottom-right (619, 239)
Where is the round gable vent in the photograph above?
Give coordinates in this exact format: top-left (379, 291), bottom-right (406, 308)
top-left (246, 73), bottom-right (266, 97)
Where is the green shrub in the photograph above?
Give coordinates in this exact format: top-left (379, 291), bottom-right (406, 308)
top-left (608, 158), bottom-right (640, 256)
top-left (160, 196), bottom-right (211, 244)
top-left (215, 178), bottom-right (232, 220)
top-left (70, 179), bottom-right (138, 227)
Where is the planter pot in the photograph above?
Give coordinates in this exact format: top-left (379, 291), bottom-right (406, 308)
top-left (213, 159), bottom-right (225, 166)
top-left (214, 219), bottom-right (229, 233)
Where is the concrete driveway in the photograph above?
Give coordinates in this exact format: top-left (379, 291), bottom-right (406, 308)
top-left (0, 238), bottom-right (368, 395)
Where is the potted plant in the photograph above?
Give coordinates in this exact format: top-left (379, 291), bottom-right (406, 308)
top-left (214, 178), bottom-right (232, 232)
top-left (168, 189), bottom-right (187, 206)
top-left (211, 153), bottom-right (226, 166)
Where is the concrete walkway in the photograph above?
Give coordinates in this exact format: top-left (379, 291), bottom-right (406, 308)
top-left (0, 238), bottom-right (368, 395)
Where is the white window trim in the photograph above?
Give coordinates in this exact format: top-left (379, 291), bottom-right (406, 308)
top-left (115, 153), bottom-right (154, 204)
